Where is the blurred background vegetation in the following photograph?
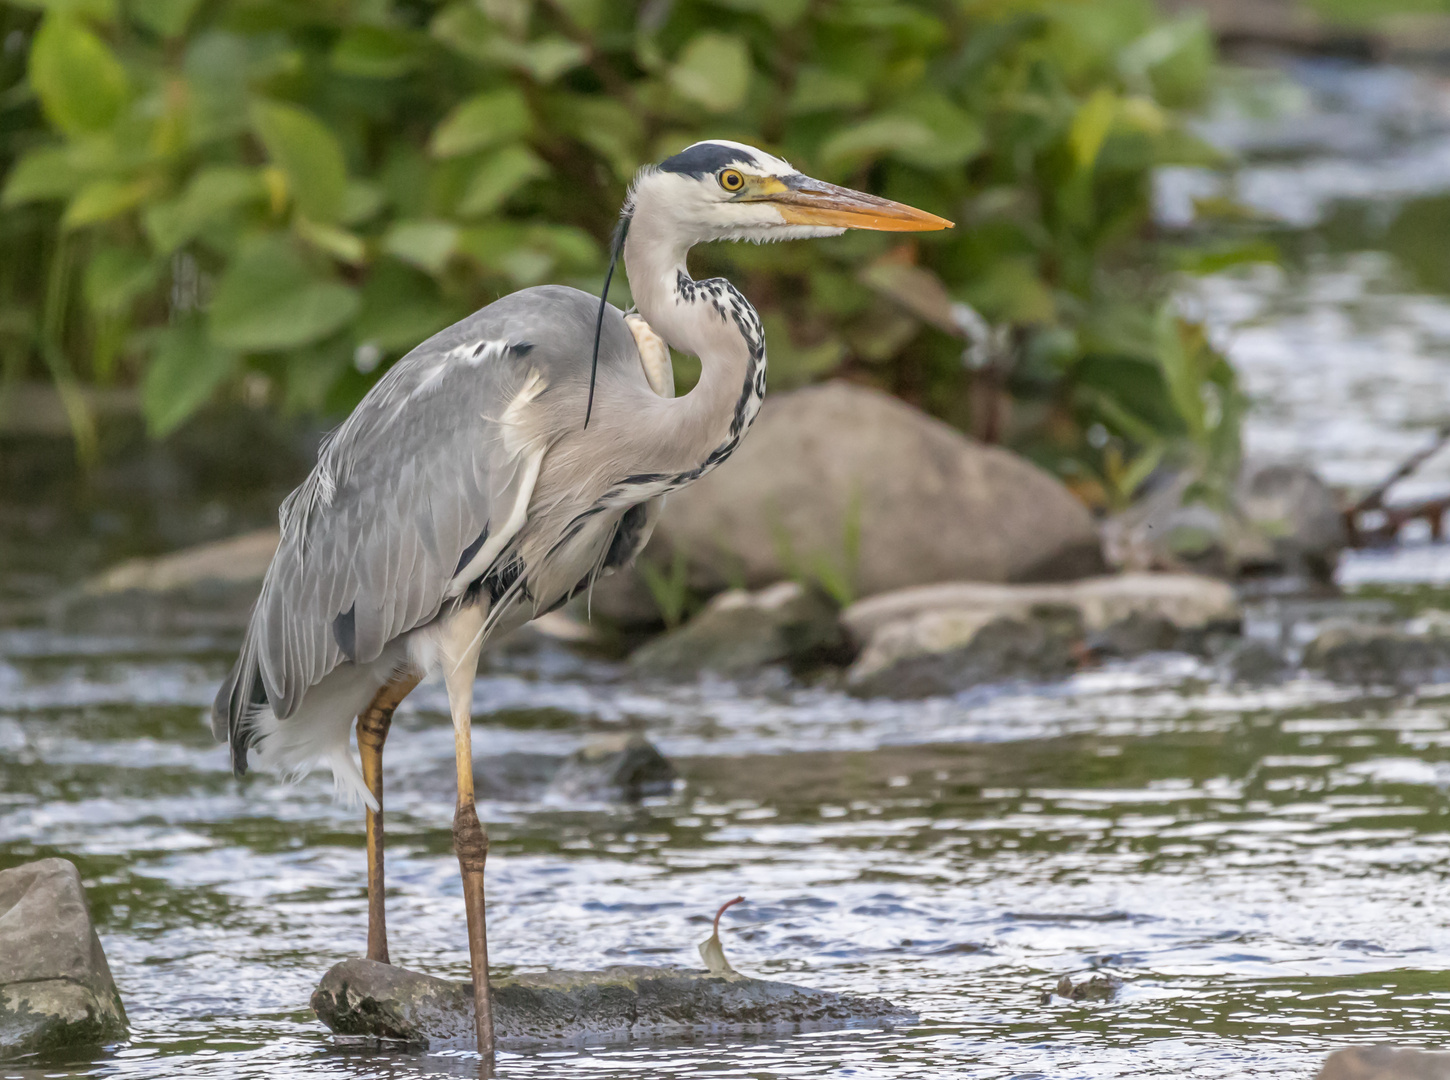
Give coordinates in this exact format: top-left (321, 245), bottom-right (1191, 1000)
top-left (0, 0), bottom-right (1247, 508)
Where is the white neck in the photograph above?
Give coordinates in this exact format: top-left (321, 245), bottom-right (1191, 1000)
top-left (616, 202), bottom-right (766, 482)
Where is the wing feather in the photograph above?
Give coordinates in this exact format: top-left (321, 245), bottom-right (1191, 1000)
top-left (242, 338), bottom-right (546, 723)
top-left (213, 283), bottom-right (650, 772)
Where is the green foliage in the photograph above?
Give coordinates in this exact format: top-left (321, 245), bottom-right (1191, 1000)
top-left (639, 547), bottom-right (698, 629)
top-left (0, 0), bottom-right (1236, 497)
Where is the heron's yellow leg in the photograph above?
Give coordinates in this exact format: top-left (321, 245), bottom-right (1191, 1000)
top-left (439, 605), bottom-right (494, 1056)
top-left (357, 672), bottom-right (421, 965)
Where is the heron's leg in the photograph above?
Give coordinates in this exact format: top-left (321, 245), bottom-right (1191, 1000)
top-left (357, 672), bottom-right (421, 964)
top-left (439, 605), bottom-right (494, 1055)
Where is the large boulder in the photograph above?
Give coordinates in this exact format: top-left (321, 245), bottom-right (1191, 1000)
top-left (311, 959), bottom-right (914, 1048)
top-left (0, 859), bottom-right (128, 1059)
top-left (636, 383), bottom-right (1103, 601)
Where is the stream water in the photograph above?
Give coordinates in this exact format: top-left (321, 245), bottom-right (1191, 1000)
top-left (7, 55), bottom-right (1450, 1080)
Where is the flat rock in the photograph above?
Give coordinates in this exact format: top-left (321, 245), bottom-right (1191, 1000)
top-left (311, 959), bottom-right (914, 1049)
top-left (0, 859), bottom-right (127, 1059)
top-left (843, 573), bottom-right (1238, 693)
top-left (83, 529), bottom-right (280, 594)
top-left (630, 382), bottom-right (1104, 603)
top-left (1317, 1046), bottom-right (1450, 1080)
top-left (629, 581), bottom-right (846, 679)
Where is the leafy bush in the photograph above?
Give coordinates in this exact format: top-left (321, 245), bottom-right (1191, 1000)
top-left (0, 0), bottom-right (1237, 501)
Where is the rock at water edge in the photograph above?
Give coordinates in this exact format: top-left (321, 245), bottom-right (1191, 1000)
top-left (0, 859), bottom-right (128, 1059)
top-left (312, 959), bottom-right (915, 1048)
top-left (1316, 1045), bottom-right (1450, 1080)
top-left (629, 581), bottom-right (845, 679)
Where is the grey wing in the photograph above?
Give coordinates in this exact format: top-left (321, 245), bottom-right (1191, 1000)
top-left (213, 285), bottom-right (647, 772)
top-left (214, 338), bottom-right (544, 768)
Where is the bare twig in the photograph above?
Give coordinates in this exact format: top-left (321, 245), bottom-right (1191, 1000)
top-left (713, 895), bottom-right (745, 936)
top-left (1345, 424), bottom-right (1450, 547)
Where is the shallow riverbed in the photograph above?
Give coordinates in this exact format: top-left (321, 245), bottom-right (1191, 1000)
top-left (9, 53), bottom-right (1450, 1080)
top-left (4, 622), bottom-right (1450, 1079)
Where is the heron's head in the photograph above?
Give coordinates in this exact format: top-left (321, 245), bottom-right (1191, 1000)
top-left (624, 139), bottom-right (952, 246)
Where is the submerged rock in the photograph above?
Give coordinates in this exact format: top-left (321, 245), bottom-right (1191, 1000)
top-left (636, 382), bottom-right (1104, 600)
top-left (1317, 1045), bottom-right (1450, 1080)
top-left (545, 734), bottom-right (677, 802)
top-left (1219, 638), bottom-right (1289, 684)
top-left (629, 581), bottom-right (846, 679)
top-left (1303, 623), bottom-right (1450, 688)
top-left (460, 737), bottom-right (675, 803)
top-left (1042, 973), bottom-right (1122, 1004)
top-left (311, 959), bottom-right (914, 1048)
top-left (0, 859), bottom-right (128, 1059)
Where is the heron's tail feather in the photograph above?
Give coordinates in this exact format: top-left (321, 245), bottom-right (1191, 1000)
top-left (213, 636), bottom-right (267, 778)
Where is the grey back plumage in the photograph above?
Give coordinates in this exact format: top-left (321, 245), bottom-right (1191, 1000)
top-left (214, 286), bottom-right (647, 771)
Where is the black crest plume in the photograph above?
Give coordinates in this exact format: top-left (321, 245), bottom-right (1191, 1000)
top-left (586, 215), bottom-right (631, 428)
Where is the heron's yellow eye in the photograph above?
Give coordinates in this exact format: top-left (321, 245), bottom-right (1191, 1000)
top-left (719, 169), bottom-right (745, 192)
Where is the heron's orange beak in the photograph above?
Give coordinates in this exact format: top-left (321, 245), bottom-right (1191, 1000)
top-left (760, 175), bottom-right (953, 232)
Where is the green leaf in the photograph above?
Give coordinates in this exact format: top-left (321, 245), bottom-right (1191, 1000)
top-left (485, 36), bottom-right (587, 82)
top-left (210, 234), bottom-right (359, 351)
top-left (62, 177), bottom-right (152, 229)
top-left (430, 89), bottom-right (531, 158)
top-left (1069, 88), bottom-right (1118, 172)
top-left (29, 13), bottom-right (128, 135)
top-left (143, 166), bottom-right (265, 252)
top-left (331, 26), bottom-right (422, 78)
top-left (669, 33), bottom-right (751, 113)
top-left (127, 0), bottom-right (201, 37)
top-left (552, 95), bottom-right (642, 180)
top-left (142, 318), bottom-right (238, 437)
top-left (819, 115), bottom-right (936, 169)
top-left (10, 0), bottom-right (117, 22)
top-left (705, 0), bottom-right (809, 29)
top-left (354, 261), bottom-right (456, 351)
top-left (3, 145), bottom-right (85, 204)
top-left (788, 67), bottom-right (869, 114)
top-left (282, 338), bottom-right (353, 413)
top-left (294, 216), bottom-right (366, 265)
top-left (84, 246), bottom-right (158, 315)
top-left (457, 145), bottom-right (547, 217)
top-left (888, 92), bottom-right (984, 169)
top-left (250, 99), bottom-right (349, 224)
top-left (383, 220), bottom-right (458, 274)
top-left (339, 180), bottom-right (386, 225)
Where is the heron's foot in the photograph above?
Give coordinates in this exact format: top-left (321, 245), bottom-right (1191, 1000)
top-left (624, 313), bottom-right (674, 398)
top-left (453, 799), bottom-right (494, 1056)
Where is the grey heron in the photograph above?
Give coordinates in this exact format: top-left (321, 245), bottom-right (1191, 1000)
top-left (212, 139), bottom-right (951, 1055)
